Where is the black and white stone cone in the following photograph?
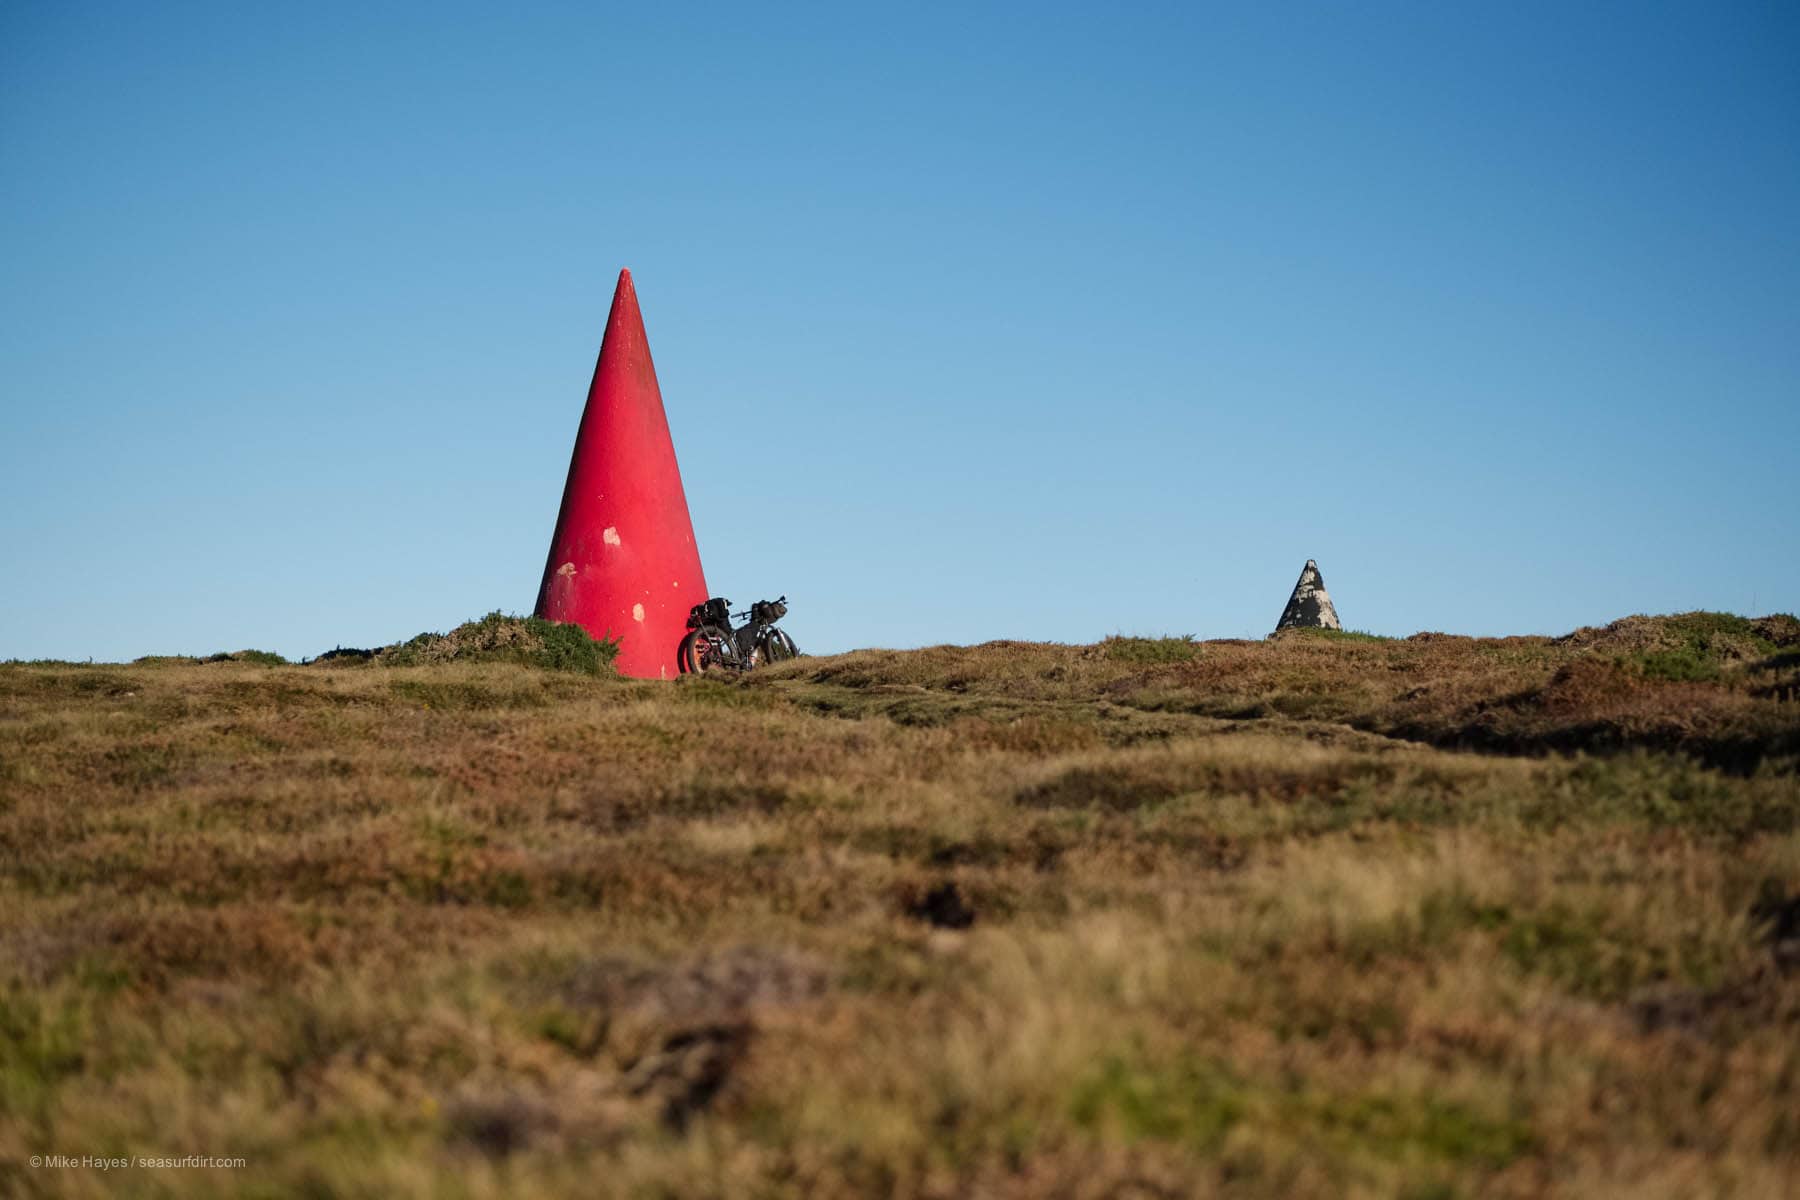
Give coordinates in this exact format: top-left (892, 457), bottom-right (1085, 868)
top-left (1275, 559), bottom-right (1341, 633)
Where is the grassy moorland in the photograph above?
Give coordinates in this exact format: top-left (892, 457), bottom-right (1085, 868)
top-left (1, 613), bottom-right (1797, 1199)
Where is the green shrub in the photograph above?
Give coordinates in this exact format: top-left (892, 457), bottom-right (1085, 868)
top-left (203, 650), bottom-right (289, 666)
top-left (1101, 635), bottom-right (1201, 663)
top-left (1633, 612), bottom-right (1778, 681)
top-left (377, 612), bottom-right (617, 676)
top-left (1290, 628), bottom-right (1391, 643)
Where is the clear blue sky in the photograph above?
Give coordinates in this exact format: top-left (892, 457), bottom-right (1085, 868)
top-left (3, 1), bottom-right (1796, 660)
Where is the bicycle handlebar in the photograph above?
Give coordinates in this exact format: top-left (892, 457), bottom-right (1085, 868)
top-left (730, 596), bottom-right (790, 621)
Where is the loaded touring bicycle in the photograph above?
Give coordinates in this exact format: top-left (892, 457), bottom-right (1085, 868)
top-left (677, 596), bottom-right (798, 673)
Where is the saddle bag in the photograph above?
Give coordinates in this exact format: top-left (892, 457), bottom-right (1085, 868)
top-left (688, 597), bottom-right (732, 630)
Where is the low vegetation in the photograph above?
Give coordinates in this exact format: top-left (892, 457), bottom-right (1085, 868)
top-left (367, 611), bottom-right (619, 675)
top-left (1, 612), bottom-right (1796, 1198)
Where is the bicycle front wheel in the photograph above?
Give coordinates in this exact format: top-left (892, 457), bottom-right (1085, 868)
top-left (762, 629), bottom-right (799, 662)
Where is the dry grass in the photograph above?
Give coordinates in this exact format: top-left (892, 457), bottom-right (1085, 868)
top-left (1, 613), bottom-right (1797, 1198)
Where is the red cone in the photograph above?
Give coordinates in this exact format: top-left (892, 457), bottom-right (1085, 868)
top-left (535, 269), bottom-right (708, 679)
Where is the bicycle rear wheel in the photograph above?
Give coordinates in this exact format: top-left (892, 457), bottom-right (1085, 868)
top-left (678, 629), bottom-right (726, 674)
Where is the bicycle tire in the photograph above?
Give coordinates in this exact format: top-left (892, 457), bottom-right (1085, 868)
top-left (677, 630), bottom-right (704, 675)
top-left (763, 629), bottom-right (799, 662)
top-left (680, 629), bottom-right (729, 675)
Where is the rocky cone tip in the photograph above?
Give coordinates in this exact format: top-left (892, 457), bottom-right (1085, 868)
top-left (1275, 559), bottom-right (1342, 633)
